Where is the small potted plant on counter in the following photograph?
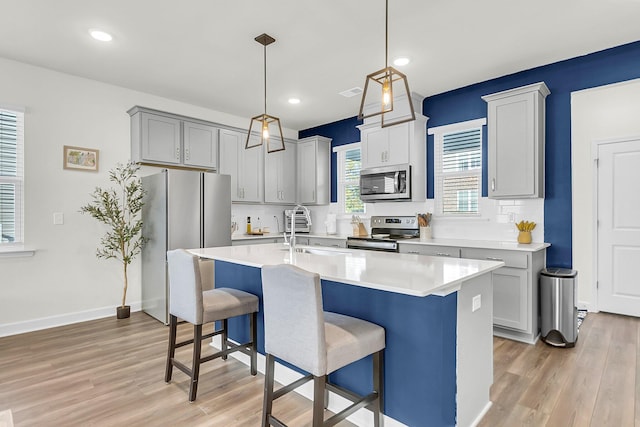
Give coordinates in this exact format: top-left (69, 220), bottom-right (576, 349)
top-left (80, 161), bottom-right (146, 319)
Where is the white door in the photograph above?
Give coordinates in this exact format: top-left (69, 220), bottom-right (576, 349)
top-left (597, 138), bottom-right (640, 316)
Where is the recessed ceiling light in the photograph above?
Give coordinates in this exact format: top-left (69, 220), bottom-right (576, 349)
top-left (393, 57), bottom-right (410, 66)
top-left (288, 98), bottom-right (301, 105)
top-left (89, 30), bottom-right (113, 42)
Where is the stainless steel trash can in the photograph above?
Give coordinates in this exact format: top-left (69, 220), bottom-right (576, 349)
top-left (540, 268), bottom-right (578, 347)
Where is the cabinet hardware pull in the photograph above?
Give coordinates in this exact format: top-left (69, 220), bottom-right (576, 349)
top-left (491, 179), bottom-right (496, 191)
top-left (436, 253), bottom-right (451, 257)
top-left (408, 251), bottom-right (419, 254)
top-left (486, 257), bottom-right (503, 261)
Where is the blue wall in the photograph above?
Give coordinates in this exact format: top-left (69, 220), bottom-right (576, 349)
top-left (299, 40), bottom-right (640, 268)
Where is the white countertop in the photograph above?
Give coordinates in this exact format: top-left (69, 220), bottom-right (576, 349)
top-left (398, 237), bottom-right (550, 252)
top-left (189, 243), bottom-right (504, 297)
top-left (232, 233), bottom-right (348, 241)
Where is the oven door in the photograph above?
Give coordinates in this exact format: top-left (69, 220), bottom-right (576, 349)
top-left (360, 164), bottom-right (411, 202)
top-left (346, 237), bottom-right (398, 252)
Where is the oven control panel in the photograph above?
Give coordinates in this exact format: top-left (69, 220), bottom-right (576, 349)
top-left (370, 216), bottom-right (418, 229)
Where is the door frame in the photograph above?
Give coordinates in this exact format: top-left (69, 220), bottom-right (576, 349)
top-left (591, 135), bottom-right (640, 313)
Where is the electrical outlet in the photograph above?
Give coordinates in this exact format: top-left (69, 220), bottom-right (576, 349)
top-left (508, 212), bottom-right (516, 223)
top-left (53, 212), bottom-right (64, 225)
top-left (472, 295), bottom-right (481, 312)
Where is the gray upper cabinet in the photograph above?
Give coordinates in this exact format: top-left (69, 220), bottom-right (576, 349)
top-left (128, 106), bottom-right (218, 170)
top-left (482, 82), bottom-right (550, 199)
top-left (264, 140), bottom-right (296, 204)
top-left (219, 128), bottom-right (263, 203)
top-left (183, 121), bottom-right (218, 169)
top-left (297, 136), bottom-right (331, 205)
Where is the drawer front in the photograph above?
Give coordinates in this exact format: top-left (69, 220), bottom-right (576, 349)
top-left (461, 248), bottom-right (528, 269)
top-left (308, 238), bottom-right (347, 248)
top-left (399, 244), bottom-right (461, 258)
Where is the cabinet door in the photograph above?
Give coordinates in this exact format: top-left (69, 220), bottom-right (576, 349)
top-left (141, 113), bottom-right (181, 164)
top-left (488, 92), bottom-right (535, 198)
top-left (297, 140), bottom-right (317, 204)
top-left (386, 124), bottom-right (410, 165)
top-left (240, 140), bottom-right (263, 203)
top-left (280, 142), bottom-right (297, 203)
top-left (361, 127), bottom-right (389, 168)
top-left (183, 121), bottom-right (218, 169)
top-left (492, 267), bottom-right (529, 331)
top-left (219, 129), bottom-right (241, 201)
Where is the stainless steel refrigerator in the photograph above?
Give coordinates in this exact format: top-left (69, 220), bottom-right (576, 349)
top-left (141, 169), bottom-right (231, 324)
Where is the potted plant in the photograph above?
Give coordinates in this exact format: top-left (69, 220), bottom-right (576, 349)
top-left (80, 161), bottom-right (146, 319)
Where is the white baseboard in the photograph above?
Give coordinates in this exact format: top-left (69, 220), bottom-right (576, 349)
top-left (210, 336), bottom-right (408, 427)
top-left (577, 301), bottom-right (597, 312)
top-left (468, 401), bottom-right (492, 427)
top-left (0, 302), bottom-right (142, 338)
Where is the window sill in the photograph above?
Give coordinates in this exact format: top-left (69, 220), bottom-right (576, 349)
top-left (0, 246), bottom-right (36, 258)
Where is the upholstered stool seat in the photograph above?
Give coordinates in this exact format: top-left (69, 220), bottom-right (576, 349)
top-left (165, 249), bottom-right (258, 402)
top-left (261, 264), bottom-right (386, 427)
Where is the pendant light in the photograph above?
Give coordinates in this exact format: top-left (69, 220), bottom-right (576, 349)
top-left (358, 0), bottom-right (415, 128)
top-left (246, 33), bottom-right (285, 153)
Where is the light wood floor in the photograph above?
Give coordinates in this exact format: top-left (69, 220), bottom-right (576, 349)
top-left (0, 311), bottom-right (638, 427)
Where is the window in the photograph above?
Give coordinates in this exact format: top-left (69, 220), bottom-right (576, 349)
top-left (334, 143), bottom-right (364, 214)
top-left (430, 118), bottom-right (485, 216)
top-left (0, 107), bottom-right (24, 244)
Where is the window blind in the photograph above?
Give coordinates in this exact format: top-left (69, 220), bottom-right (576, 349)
top-left (435, 126), bottom-right (482, 215)
top-left (0, 108), bottom-right (24, 243)
top-left (334, 143), bottom-right (364, 214)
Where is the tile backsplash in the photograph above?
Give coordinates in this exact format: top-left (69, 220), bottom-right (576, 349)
top-left (232, 197), bottom-right (545, 243)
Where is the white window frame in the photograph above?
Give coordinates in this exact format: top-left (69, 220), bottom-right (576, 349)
top-left (429, 118), bottom-right (486, 217)
top-left (333, 142), bottom-right (365, 216)
top-left (0, 106), bottom-right (25, 245)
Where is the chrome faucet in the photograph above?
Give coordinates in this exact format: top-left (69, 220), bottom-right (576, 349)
top-left (285, 205), bottom-right (312, 257)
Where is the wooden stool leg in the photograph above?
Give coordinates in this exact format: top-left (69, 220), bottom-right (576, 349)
top-left (221, 319), bottom-right (228, 361)
top-left (189, 324), bottom-right (203, 402)
top-left (165, 315), bottom-right (178, 383)
top-left (323, 375), bottom-right (329, 409)
top-left (312, 375), bottom-right (326, 427)
top-left (262, 353), bottom-right (276, 427)
top-left (250, 312), bottom-right (257, 375)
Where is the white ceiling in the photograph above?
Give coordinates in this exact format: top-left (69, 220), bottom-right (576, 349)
top-left (1, 0), bottom-right (640, 131)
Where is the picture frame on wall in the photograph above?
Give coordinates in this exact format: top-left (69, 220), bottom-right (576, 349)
top-left (63, 145), bottom-right (99, 172)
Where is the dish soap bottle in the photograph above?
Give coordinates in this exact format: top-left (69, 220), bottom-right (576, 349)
top-left (246, 216), bottom-right (252, 234)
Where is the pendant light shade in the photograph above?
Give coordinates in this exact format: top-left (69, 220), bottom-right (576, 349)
top-left (246, 33), bottom-right (285, 153)
top-left (358, 0), bottom-right (415, 128)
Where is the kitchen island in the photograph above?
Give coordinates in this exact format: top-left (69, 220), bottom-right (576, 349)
top-left (189, 244), bottom-right (503, 427)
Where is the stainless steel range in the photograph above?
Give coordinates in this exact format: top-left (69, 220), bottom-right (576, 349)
top-left (347, 215), bottom-right (419, 252)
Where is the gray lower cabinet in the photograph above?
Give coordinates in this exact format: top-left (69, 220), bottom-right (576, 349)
top-left (232, 237), bottom-right (283, 246)
top-left (398, 244), bottom-right (460, 258)
top-left (399, 242), bottom-right (545, 344)
top-left (307, 237), bottom-right (347, 248)
top-left (461, 247), bottom-right (545, 344)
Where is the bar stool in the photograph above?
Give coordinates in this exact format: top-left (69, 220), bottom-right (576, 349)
top-left (261, 264), bottom-right (385, 427)
top-left (165, 249), bottom-right (259, 402)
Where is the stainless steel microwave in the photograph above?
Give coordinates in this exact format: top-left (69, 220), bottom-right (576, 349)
top-left (360, 164), bottom-right (411, 202)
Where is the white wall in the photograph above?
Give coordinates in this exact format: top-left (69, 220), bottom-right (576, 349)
top-left (0, 57), bottom-right (296, 335)
top-left (571, 78), bottom-right (640, 309)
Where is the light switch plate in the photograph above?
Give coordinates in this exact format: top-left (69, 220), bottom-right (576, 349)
top-left (53, 212), bottom-right (64, 225)
top-left (472, 295), bottom-right (481, 312)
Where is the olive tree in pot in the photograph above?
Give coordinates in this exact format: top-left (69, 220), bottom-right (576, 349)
top-left (80, 161), bottom-right (146, 319)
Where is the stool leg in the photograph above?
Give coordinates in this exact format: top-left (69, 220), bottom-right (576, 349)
top-left (323, 375), bottom-right (329, 409)
top-left (221, 319), bottom-right (228, 361)
top-left (312, 375), bottom-right (326, 427)
top-left (262, 353), bottom-right (276, 427)
top-left (373, 350), bottom-right (384, 427)
top-left (250, 312), bottom-right (257, 375)
top-left (165, 314), bottom-right (178, 383)
top-left (189, 324), bottom-right (203, 402)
